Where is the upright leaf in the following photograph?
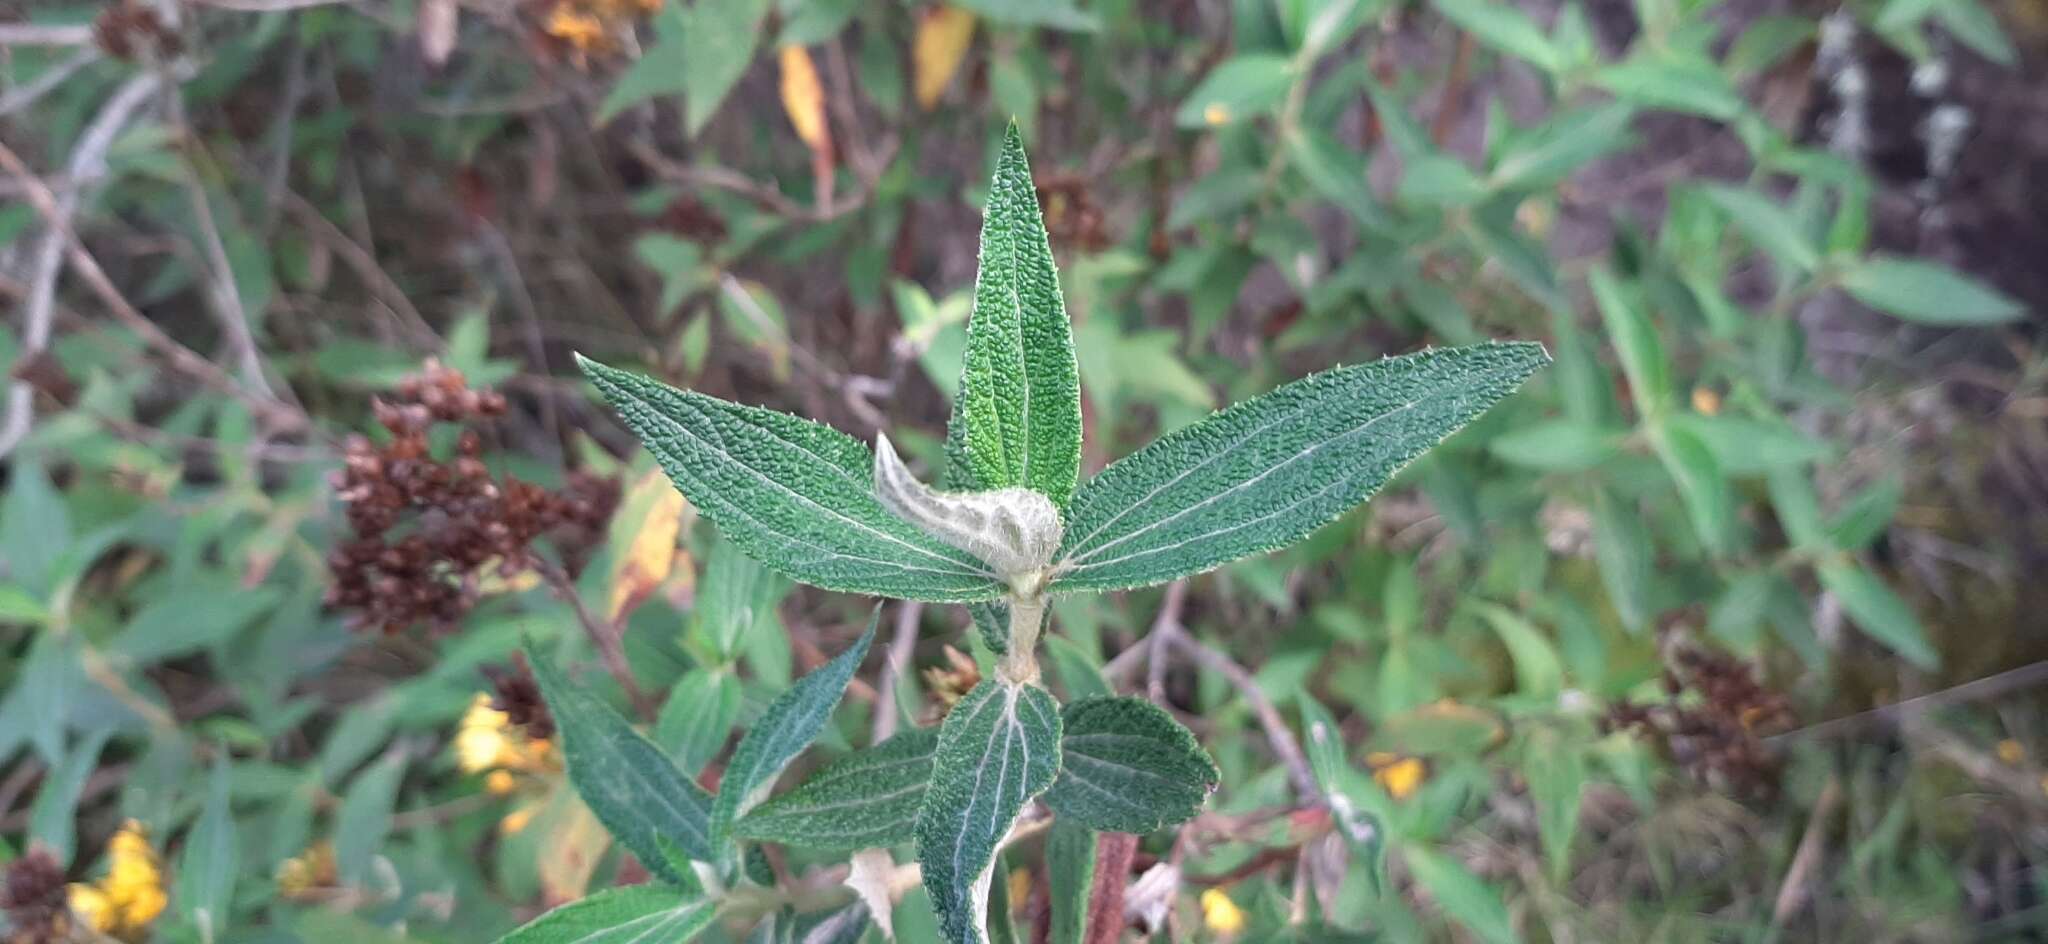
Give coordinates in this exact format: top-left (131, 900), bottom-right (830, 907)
top-left (712, 614), bottom-right (878, 848)
top-left (916, 679), bottom-right (1061, 944)
top-left (1045, 819), bottom-right (1097, 944)
top-left (735, 727), bottom-right (938, 850)
top-left (496, 886), bottom-right (715, 944)
top-left (333, 752), bottom-right (402, 886)
top-left (1043, 697), bottom-right (1218, 833)
top-left (1592, 488), bottom-right (1653, 633)
top-left (958, 123), bottom-right (1083, 506)
top-left (177, 756), bottom-right (238, 942)
top-left (1401, 845), bottom-right (1518, 944)
top-left (655, 669), bottom-right (742, 775)
top-left (680, 0), bottom-right (771, 136)
top-left (1051, 342), bottom-right (1548, 592)
top-left (579, 356), bottom-right (1005, 603)
top-left (1818, 562), bottom-right (1938, 670)
top-left (528, 645), bottom-right (715, 880)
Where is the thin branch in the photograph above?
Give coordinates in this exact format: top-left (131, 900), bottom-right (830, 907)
top-left (169, 93), bottom-right (278, 398)
top-left (1769, 776), bottom-right (1840, 928)
top-left (0, 46), bottom-right (100, 117)
top-left (531, 555), bottom-right (654, 719)
top-left (871, 601), bottom-right (923, 743)
top-left (189, 0), bottom-right (357, 9)
top-left (1, 73), bottom-right (161, 459)
top-left (0, 135), bottom-right (312, 443)
top-left (1082, 832), bottom-right (1139, 944)
top-left (0, 23), bottom-right (94, 45)
top-left (280, 189), bottom-right (441, 349)
top-left (1769, 659), bottom-right (2048, 744)
top-left (1166, 629), bottom-right (1320, 802)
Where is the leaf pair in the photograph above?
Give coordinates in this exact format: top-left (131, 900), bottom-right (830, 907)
top-left (580, 337), bottom-right (1546, 603)
top-left (582, 124), bottom-right (1548, 607)
top-left (508, 613), bottom-right (877, 942)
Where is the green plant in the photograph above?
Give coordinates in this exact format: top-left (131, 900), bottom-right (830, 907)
top-left (518, 124), bottom-right (1547, 943)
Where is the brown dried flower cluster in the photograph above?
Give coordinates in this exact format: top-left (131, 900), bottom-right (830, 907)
top-left (1, 848), bottom-right (69, 944)
top-left (487, 652), bottom-right (557, 741)
top-left (1036, 174), bottom-right (1111, 253)
top-left (326, 361), bottom-right (617, 635)
top-left (1604, 645), bottom-right (1795, 799)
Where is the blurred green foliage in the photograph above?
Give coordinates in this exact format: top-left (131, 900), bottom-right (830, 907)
top-left (3, 0), bottom-right (2046, 940)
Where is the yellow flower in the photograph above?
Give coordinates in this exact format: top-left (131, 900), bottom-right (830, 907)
top-left (1203, 103), bottom-right (1232, 126)
top-left (1997, 739), bottom-right (2024, 765)
top-left (1201, 888), bottom-right (1245, 937)
top-left (1369, 754), bottom-right (1427, 801)
top-left (68, 820), bottom-right (167, 942)
top-left (455, 693), bottom-right (556, 775)
top-left (544, 5), bottom-right (609, 53)
top-left (486, 769), bottom-right (519, 795)
top-left (276, 842), bottom-right (339, 902)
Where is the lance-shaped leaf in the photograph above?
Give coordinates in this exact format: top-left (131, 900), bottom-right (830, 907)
top-left (579, 355), bottom-right (1006, 603)
top-left (1051, 342), bottom-right (1548, 592)
top-left (957, 122), bottom-right (1083, 506)
top-left (735, 727), bottom-right (938, 850)
top-left (712, 612), bottom-right (879, 848)
top-left (916, 678), bottom-right (1062, 944)
top-left (1043, 697), bottom-right (1218, 833)
top-left (528, 645), bottom-right (714, 881)
top-left (495, 886), bottom-right (715, 944)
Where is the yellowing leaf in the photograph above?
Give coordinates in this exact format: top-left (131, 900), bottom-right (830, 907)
top-left (778, 45), bottom-right (830, 151)
top-left (606, 470), bottom-right (692, 624)
top-left (538, 796), bottom-right (611, 902)
top-left (913, 6), bottom-right (976, 110)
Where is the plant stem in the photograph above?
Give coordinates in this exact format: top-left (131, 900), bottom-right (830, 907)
top-left (999, 594), bottom-right (1047, 685)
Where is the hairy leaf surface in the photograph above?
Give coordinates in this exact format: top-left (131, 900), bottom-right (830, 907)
top-left (579, 356), bottom-right (1005, 602)
top-left (528, 646), bottom-right (714, 880)
top-left (1051, 342), bottom-right (1548, 591)
top-left (1043, 696), bottom-right (1218, 832)
top-left (712, 613), bottom-right (878, 848)
top-left (958, 123), bottom-right (1082, 506)
top-left (735, 727), bottom-right (938, 850)
top-left (916, 679), bottom-right (1061, 944)
top-left (496, 886), bottom-right (715, 944)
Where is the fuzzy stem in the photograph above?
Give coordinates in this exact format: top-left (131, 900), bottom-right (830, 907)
top-left (998, 593), bottom-right (1047, 685)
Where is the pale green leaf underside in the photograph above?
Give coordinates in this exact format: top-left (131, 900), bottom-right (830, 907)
top-left (528, 645), bottom-right (715, 880)
top-left (579, 356), bottom-right (1005, 602)
top-left (1050, 342), bottom-right (1549, 592)
top-left (712, 613), bottom-right (878, 848)
top-left (1043, 696), bottom-right (1218, 833)
top-left (959, 123), bottom-right (1082, 506)
top-left (495, 886), bottom-right (715, 944)
top-left (735, 727), bottom-right (938, 850)
top-left (916, 678), bottom-right (1061, 944)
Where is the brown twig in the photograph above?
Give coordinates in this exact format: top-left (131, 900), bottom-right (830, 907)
top-left (0, 138), bottom-right (312, 438)
top-left (872, 601), bottom-right (924, 743)
top-left (1769, 660), bottom-right (2048, 744)
top-left (532, 556), bottom-right (654, 719)
top-left (1082, 832), bottom-right (1139, 944)
top-left (1166, 630), bottom-right (1320, 802)
top-left (1769, 776), bottom-right (1841, 928)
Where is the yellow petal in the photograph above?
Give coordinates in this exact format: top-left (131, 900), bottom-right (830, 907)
top-left (69, 885), bottom-right (116, 932)
top-left (1200, 888), bottom-right (1245, 935)
top-left (912, 6), bottom-right (976, 110)
top-left (1373, 757), bottom-right (1427, 801)
top-left (1203, 103), bottom-right (1231, 126)
top-left (1998, 739), bottom-right (2024, 765)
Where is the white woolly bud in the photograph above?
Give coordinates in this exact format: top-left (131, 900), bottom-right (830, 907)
top-left (873, 434), bottom-right (1062, 586)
